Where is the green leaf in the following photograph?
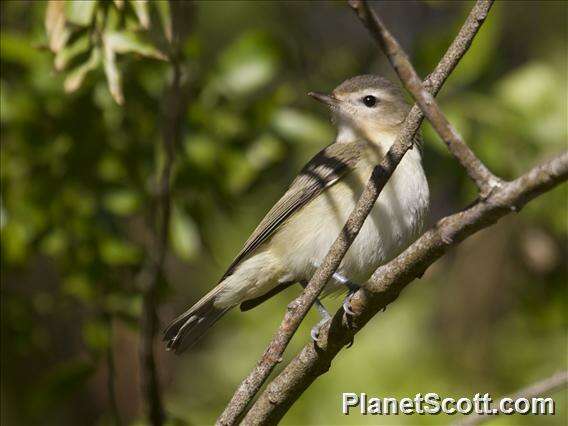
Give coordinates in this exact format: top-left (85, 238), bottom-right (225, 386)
top-left (99, 238), bottom-right (142, 265)
top-left (104, 30), bottom-right (167, 60)
top-left (497, 63), bottom-right (558, 115)
top-left (0, 32), bottom-right (45, 67)
top-left (170, 206), bottom-right (200, 261)
top-left (246, 134), bottom-right (285, 170)
top-left (184, 133), bottom-right (218, 171)
top-left (64, 47), bottom-right (101, 93)
top-left (97, 155), bottom-right (127, 181)
top-left (271, 108), bottom-right (332, 144)
top-left (62, 274), bottom-right (96, 302)
top-left (83, 320), bottom-right (109, 351)
top-left (216, 32), bottom-right (279, 96)
top-left (1, 219), bottom-right (31, 264)
top-left (54, 33), bottom-right (90, 71)
top-left (154, 0), bottom-right (172, 42)
top-left (40, 229), bottom-right (67, 257)
top-left (64, 0), bottom-right (98, 27)
top-left (103, 189), bottom-right (141, 216)
top-left (223, 151), bottom-right (257, 194)
top-left (451, 4), bottom-right (500, 85)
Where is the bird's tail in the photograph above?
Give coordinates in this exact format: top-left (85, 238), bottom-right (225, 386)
top-left (163, 286), bottom-right (231, 354)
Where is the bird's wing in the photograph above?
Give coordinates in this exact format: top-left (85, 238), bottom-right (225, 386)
top-left (220, 140), bottom-right (366, 281)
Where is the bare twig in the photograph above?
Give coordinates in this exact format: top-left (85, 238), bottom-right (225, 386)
top-left (217, 1), bottom-right (494, 424)
top-left (243, 153), bottom-right (568, 425)
top-left (456, 370), bottom-right (568, 426)
top-left (138, 2), bottom-right (194, 423)
top-left (349, 0), bottom-right (501, 197)
top-left (139, 53), bottom-right (186, 426)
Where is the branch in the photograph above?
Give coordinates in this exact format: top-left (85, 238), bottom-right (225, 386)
top-left (106, 314), bottom-right (122, 426)
top-left (243, 153), bottom-right (568, 425)
top-left (217, 1), bottom-right (494, 424)
top-left (456, 370), bottom-right (568, 426)
top-left (350, 0), bottom-right (501, 197)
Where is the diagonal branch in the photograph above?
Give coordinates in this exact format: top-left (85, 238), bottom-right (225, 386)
top-left (217, 1), bottom-right (494, 424)
top-left (350, 0), bottom-right (501, 197)
top-left (242, 152), bottom-right (568, 425)
top-left (455, 370), bottom-right (568, 426)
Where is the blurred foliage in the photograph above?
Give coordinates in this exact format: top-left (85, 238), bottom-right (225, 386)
top-left (1, 1), bottom-right (566, 425)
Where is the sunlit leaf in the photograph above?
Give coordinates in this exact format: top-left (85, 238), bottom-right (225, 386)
top-left (103, 189), bottom-right (141, 216)
top-left (99, 238), bottom-right (142, 265)
top-left (184, 133), bottom-right (218, 171)
top-left (40, 229), bottom-right (67, 257)
top-left (64, 0), bottom-right (98, 27)
top-left (246, 134), bottom-right (285, 170)
top-left (1, 220), bottom-right (31, 263)
top-left (97, 155), bottom-right (127, 181)
top-left (102, 38), bottom-right (124, 104)
top-left (130, 0), bottom-right (150, 29)
top-left (54, 33), bottom-right (90, 71)
top-left (223, 151), bottom-right (257, 194)
top-left (170, 205), bottom-right (200, 261)
top-left (497, 63), bottom-right (558, 114)
top-left (45, 0), bottom-right (70, 53)
top-left (271, 108), bottom-right (332, 144)
top-left (64, 47), bottom-right (101, 93)
top-left (104, 30), bottom-right (167, 60)
top-left (154, 0), bottom-right (172, 42)
top-left (216, 32), bottom-right (279, 96)
top-left (62, 274), bottom-right (96, 302)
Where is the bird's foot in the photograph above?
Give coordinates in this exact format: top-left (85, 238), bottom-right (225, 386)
top-left (299, 281), bottom-right (331, 320)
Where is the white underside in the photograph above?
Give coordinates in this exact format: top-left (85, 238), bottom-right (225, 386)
top-left (215, 135), bottom-right (429, 308)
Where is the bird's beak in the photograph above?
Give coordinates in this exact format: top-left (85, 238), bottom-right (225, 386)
top-left (308, 91), bottom-right (340, 107)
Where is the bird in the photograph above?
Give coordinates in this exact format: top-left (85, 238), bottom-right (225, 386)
top-left (164, 75), bottom-right (429, 353)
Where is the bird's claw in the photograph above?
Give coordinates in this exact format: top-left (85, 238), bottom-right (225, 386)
top-left (311, 318), bottom-right (330, 342)
top-left (342, 291), bottom-right (356, 316)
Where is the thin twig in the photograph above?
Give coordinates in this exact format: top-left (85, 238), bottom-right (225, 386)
top-left (456, 370), bottom-right (568, 426)
top-left (349, 0), bottom-right (501, 197)
top-left (217, 1), bottom-right (494, 424)
top-left (138, 56), bottom-right (184, 426)
top-left (242, 152), bottom-right (568, 425)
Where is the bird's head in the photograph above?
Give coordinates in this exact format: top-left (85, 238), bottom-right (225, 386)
top-left (309, 75), bottom-right (409, 140)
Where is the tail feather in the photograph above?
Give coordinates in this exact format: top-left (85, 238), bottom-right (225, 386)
top-left (163, 287), bottom-right (230, 354)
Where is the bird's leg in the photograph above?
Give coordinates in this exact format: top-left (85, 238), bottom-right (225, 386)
top-left (329, 270), bottom-right (359, 316)
top-left (310, 261), bottom-right (360, 316)
top-left (300, 281), bottom-right (331, 341)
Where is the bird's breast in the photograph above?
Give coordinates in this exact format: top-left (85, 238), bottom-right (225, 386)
top-left (271, 145), bottom-right (429, 286)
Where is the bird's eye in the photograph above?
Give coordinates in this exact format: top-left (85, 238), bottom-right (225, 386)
top-left (362, 95), bottom-right (377, 107)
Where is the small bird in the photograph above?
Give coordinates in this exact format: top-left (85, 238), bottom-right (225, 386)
top-left (164, 75), bottom-right (429, 353)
